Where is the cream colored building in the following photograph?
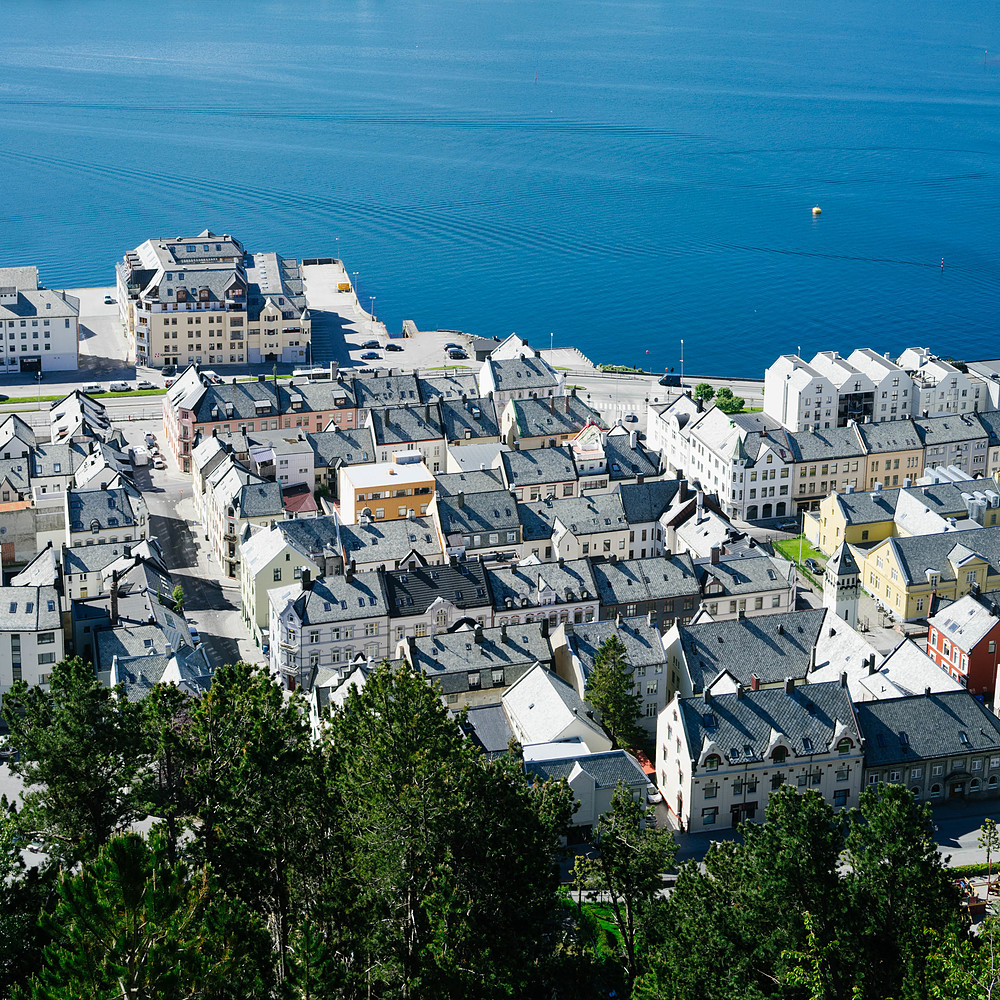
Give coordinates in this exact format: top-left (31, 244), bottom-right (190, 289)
top-left (115, 230), bottom-right (310, 368)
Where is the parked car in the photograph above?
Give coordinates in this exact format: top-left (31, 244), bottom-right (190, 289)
top-left (144, 432), bottom-right (156, 445)
top-left (161, 365), bottom-right (177, 376)
top-left (385, 343), bottom-right (404, 352)
top-left (361, 339), bottom-right (380, 349)
top-left (103, 294), bottom-right (114, 305)
top-left (186, 619), bottom-right (201, 645)
top-left (804, 558), bottom-right (821, 573)
top-left (777, 520), bottom-right (797, 531)
top-left (658, 373), bottom-right (681, 387)
top-left (135, 380), bottom-right (154, 390)
top-left (646, 783), bottom-right (663, 805)
top-left (624, 413), bottom-right (638, 423)
top-left (153, 456), bottom-right (166, 470)
top-left (81, 383), bottom-right (104, 394)
top-left (360, 352), bottom-right (381, 360)
top-left (448, 349), bottom-right (468, 360)
top-left (109, 380), bottom-right (130, 392)
top-left (444, 342), bottom-right (462, 351)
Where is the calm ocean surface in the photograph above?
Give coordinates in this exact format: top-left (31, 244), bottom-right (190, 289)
top-left (1, 0), bottom-right (999, 376)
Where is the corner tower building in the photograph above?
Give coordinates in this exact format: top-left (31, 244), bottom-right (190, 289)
top-left (115, 230), bottom-right (310, 369)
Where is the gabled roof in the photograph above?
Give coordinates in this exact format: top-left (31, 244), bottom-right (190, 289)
top-left (435, 489), bottom-right (522, 537)
top-left (339, 517), bottom-right (442, 566)
top-left (676, 680), bottom-right (860, 765)
top-left (569, 616), bottom-right (669, 676)
top-left (385, 560), bottom-right (492, 617)
top-left (854, 691), bottom-right (1000, 766)
top-left (518, 492), bottom-right (627, 542)
top-left (501, 446), bottom-right (578, 487)
top-left (438, 397), bottom-right (500, 442)
top-left (435, 468), bottom-right (505, 497)
top-left (508, 395), bottom-right (602, 439)
top-left (271, 570), bottom-right (389, 625)
top-left (487, 557), bottom-right (598, 610)
top-left (524, 749), bottom-right (647, 789)
top-left (695, 550), bottom-right (794, 596)
top-left (677, 608), bottom-right (829, 692)
top-left (927, 593), bottom-right (1000, 651)
top-left (604, 428), bottom-right (660, 480)
top-left (591, 553), bottom-right (699, 606)
top-left (368, 403), bottom-right (444, 446)
top-left (915, 413), bottom-right (989, 446)
top-left (503, 663), bottom-right (610, 749)
top-left (617, 479), bottom-right (684, 524)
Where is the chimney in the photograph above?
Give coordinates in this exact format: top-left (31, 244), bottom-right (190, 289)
top-left (564, 395), bottom-right (570, 413)
top-left (540, 618), bottom-right (549, 638)
top-left (647, 611), bottom-right (655, 628)
top-left (736, 683), bottom-right (745, 699)
top-left (630, 430), bottom-right (638, 449)
top-left (777, 623), bottom-right (784, 635)
top-left (784, 677), bottom-right (794, 694)
top-left (637, 474), bottom-right (644, 485)
top-left (840, 671), bottom-right (848, 688)
top-left (344, 563), bottom-right (354, 584)
top-left (737, 608), bottom-right (746, 621)
top-left (703, 687), bottom-right (712, 704)
top-left (164, 641), bottom-right (173, 657)
top-left (696, 491), bottom-right (705, 524)
top-left (903, 477), bottom-right (911, 488)
top-left (301, 568), bottom-right (312, 590)
top-left (615, 612), bottom-right (623, 629)
top-left (750, 674), bottom-right (760, 691)
top-left (123, 544), bottom-right (131, 559)
top-left (710, 546), bottom-right (720, 565)
top-left (457, 491), bottom-right (465, 509)
top-left (924, 686), bottom-right (931, 697)
top-left (550, 396), bottom-right (555, 414)
top-left (501, 623), bottom-right (507, 641)
top-left (809, 646), bottom-right (817, 671)
top-left (109, 570), bottom-right (119, 625)
top-left (696, 397), bottom-right (704, 413)
top-left (867, 654), bottom-right (877, 676)
top-left (474, 622), bottom-right (483, 644)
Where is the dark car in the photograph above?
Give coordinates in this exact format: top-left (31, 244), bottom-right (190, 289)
top-left (804, 558), bottom-right (821, 573)
top-left (385, 343), bottom-right (404, 352)
top-left (448, 349), bottom-right (468, 360)
top-left (360, 352), bottom-right (381, 360)
top-left (361, 340), bottom-right (380, 349)
top-left (658, 373), bottom-right (681, 387)
top-left (443, 343), bottom-right (463, 351)
top-left (161, 365), bottom-right (177, 376)
top-left (624, 413), bottom-right (638, 422)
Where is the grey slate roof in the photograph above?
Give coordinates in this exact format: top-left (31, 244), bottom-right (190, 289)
top-left (368, 404), bottom-right (443, 446)
top-left (435, 468), bottom-right (506, 497)
top-left (570, 616), bottom-right (668, 674)
top-left (63, 541), bottom-right (134, 575)
top-left (855, 418), bottom-right (922, 454)
top-left (915, 413), bottom-right (989, 446)
top-left (0, 586), bottom-right (61, 632)
top-left (96, 624), bottom-right (177, 670)
top-left (519, 492), bottom-right (627, 542)
top-left (525, 749), bottom-right (646, 788)
top-left (462, 703), bottom-right (515, 757)
top-left (886, 526), bottom-right (1000, 586)
top-left (67, 484), bottom-right (141, 533)
top-left (339, 517), bottom-right (441, 566)
top-left (439, 397), bottom-right (500, 442)
top-left (678, 608), bottom-right (829, 692)
top-left (417, 374), bottom-right (481, 401)
top-left (436, 490), bottom-right (522, 537)
top-left (307, 427), bottom-right (375, 469)
top-left (409, 621), bottom-right (552, 695)
top-left (488, 356), bottom-right (559, 391)
top-left (826, 543), bottom-right (859, 577)
top-left (604, 431), bottom-right (661, 480)
top-left (591, 554), bottom-right (700, 606)
top-left (677, 680), bottom-right (859, 765)
top-left (833, 483), bottom-right (970, 525)
top-left (695, 550), bottom-right (793, 596)
top-left (617, 479), bottom-right (685, 524)
top-left (289, 571), bottom-right (389, 625)
top-left (351, 373), bottom-right (421, 408)
top-left (501, 446), bottom-right (578, 487)
top-left (854, 691), bottom-right (1000, 767)
top-left (273, 515), bottom-right (339, 557)
top-left (487, 557), bottom-right (599, 611)
top-left (239, 480), bottom-right (284, 518)
top-left (32, 442), bottom-right (89, 480)
top-left (385, 560), bottom-right (492, 617)
top-left (509, 395), bottom-right (603, 439)
top-left (786, 426), bottom-right (865, 462)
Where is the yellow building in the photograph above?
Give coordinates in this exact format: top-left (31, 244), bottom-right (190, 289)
top-left (115, 230), bottom-right (310, 369)
top-left (855, 525), bottom-right (1000, 621)
top-left (855, 419), bottom-right (924, 492)
top-left (816, 481), bottom-right (980, 556)
top-left (338, 452), bottom-right (434, 525)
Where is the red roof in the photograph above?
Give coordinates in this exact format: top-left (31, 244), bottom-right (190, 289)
top-left (281, 484), bottom-right (318, 515)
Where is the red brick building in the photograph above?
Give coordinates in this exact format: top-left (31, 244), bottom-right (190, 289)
top-left (926, 592), bottom-right (1000, 696)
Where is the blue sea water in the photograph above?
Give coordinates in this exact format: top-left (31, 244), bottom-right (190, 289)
top-left (1, 0), bottom-right (999, 376)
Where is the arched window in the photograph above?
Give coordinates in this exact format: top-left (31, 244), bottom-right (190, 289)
top-left (930, 784), bottom-right (942, 799)
top-left (837, 739), bottom-right (852, 755)
top-left (991, 776), bottom-right (999, 790)
top-left (972, 778), bottom-right (982, 792)
top-left (911, 787), bottom-right (921, 799)
top-left (705, 755), bottom-right (720, 772)
top-left (772, 747), bottom-right (787, 764)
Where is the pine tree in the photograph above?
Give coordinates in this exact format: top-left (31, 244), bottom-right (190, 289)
top-left (584, 634), bottom-right (644, 749)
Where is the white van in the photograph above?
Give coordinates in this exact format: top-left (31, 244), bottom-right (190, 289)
top-left (109, 380), bottom-right (130, 392)
top-left (81, 383), bottom-right (104, 394)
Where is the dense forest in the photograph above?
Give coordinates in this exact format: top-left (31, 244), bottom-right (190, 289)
top-left (1, 655), bottom-right (999, 999)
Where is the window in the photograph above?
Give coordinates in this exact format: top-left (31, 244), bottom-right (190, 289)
top-left (772, 747), bottom-right (787, 764)
top-left (932, 764), bottom-right (943, 777)
top-left (38, 631), bottom-right (55, 645)
top-left (364, 622), bottom-right (379, 637)
top-left (833, 790), bottom-right (849, 808)
top-left (911, 767), bottom-right (923, 779)
top-left (770, 772), bottom-right (786, 790)
top-left (836, 767), bottom-right (850, 782)
top-left (889, 770), bottom-right (901, 782)
top-left (273, 568), bottom-right (282, 582)
top-left (702, 807), bottom-right (718, 826)
top-left (704, 755), bottom-right (720, 772)
top-left (930, 784), bottom-right (942, 799)
top-left (837, 739), bottom-right (852, 755)
top-left (704, 782), bottom-right (719, 799)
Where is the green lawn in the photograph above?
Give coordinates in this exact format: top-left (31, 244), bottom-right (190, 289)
top-left (773, 534), bottom-right (826, 585)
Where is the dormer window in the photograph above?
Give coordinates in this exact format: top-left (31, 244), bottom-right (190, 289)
top-left (837, 738), bottom-right (853, 755)
top-left (771, 746), bottom-right (787, 764)
top-left (704, 754), bottom-right (720, 771)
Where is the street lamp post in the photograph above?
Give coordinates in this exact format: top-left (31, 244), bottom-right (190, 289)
top-left (370, 296), bottom-right (376, 335)
top-left (680, 339), bottom-right (684, 384)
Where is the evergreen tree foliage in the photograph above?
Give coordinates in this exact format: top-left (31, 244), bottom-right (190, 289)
top-left (1, 655), bottom-right (144, 867)
top-left (584, 635), bottom-right (643, 750)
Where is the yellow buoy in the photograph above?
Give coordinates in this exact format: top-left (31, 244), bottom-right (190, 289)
top-left (812, 205), bottom-right (822, 215)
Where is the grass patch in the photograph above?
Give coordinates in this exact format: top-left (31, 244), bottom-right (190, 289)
top-left (773, 534), bottom-right (825, 587)
top-left (582, 903), bottom-right (625, 948)
top-left (950, 863), bottom-right (1000, 878)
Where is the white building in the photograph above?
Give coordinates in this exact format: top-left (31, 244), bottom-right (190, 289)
top-left (0, 266), bottom-right (79, 372)
top-left (0, 585), bottom-right (64, 693)
top-left (846, 349), bottom-right (915, 422)
top-left (897, 348), bottom-right (981, 416)
top-left (762, 355), bottom-right (837, 432)
top-left (656, 678), bottom-right (863, 832)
